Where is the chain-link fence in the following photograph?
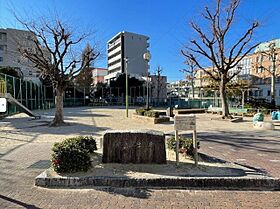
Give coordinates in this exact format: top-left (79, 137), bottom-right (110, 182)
top-left (1, 72), bottom-right (224, 118)
top-left (0, 73), bottom-right (46, 116)
top-left (0, 73), bottom-right (168, 117)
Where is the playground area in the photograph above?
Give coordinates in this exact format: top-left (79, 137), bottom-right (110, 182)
top-left (1, 106), bottom-right (280, 177)
top-left (0, 106), bottom-right (280, 207)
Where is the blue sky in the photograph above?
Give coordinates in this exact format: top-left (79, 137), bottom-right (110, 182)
top-left (0, 0), bottom-right (279, 82)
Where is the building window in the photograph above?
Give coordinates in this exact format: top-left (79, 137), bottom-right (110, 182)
top-left (0, 33), bottom-right (7, 41)
top-left (254, 90), bottom-right (258, 97)
top-left (267, 90), bottom-right (271, 96)
top-left (0, 57), bottom-right (3, 62)
top-left (0, 45), bottom-right (7, 51)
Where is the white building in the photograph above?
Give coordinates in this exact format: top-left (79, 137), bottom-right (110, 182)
top-left (104, 31), bottom-right (150, 82)
top-left (229, 55), bottom-right (253, 81)
top-left (92, 68), bottom-right (108, 86)
top-left (0, 28), bottom-right (41, 82)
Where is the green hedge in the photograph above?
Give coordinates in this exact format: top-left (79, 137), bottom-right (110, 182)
top-left (144, 110), bottom-right (160, 118)
top-left (167, 136), bottom-right (200, 157)
top-left (135, 108), bottom-right (147, 115)
top-left (135, 108), bottom-right (160, 118)
top-left (51, 136), bottom-right (97, 173)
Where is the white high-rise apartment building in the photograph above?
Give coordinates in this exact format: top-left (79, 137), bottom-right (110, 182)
top-left (0, 28), bottom-right (41, 82)
top-left (105, 31), bottom-right (150, 81)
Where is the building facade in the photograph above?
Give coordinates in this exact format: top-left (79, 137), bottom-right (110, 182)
top-left (250, 39), bottom-right (280, 105)
top-left (92, 68), bottom-right (108, 86)
top-left (0, 28), bottom-right (41, 82)
top-left (191, 39), bottom-right (280, 106)
top-left (104, 31), bottom-right (150, 81)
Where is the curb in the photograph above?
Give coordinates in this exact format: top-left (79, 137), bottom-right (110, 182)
top-left (35, 171), bottom-right (280, 190)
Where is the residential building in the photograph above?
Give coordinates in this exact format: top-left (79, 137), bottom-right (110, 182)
top-left (92, 68), bottom-right (108, 86)
top-left (190, 39), bottom-right (280, 106)
top-left (104, 31), bottom-right (150, 82)
top-left (251, 39), bottom-right (280, 105)
top-left (167, 80), bottom-right (189, 98)
top-left (229, 54), bottom-right (253, 81)
top-left (0, 28), bottom-right (41, 82)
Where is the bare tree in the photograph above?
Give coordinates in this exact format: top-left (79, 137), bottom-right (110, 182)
top-left (181, 58), bottom-right (196, 99)
top-left (153, 66), bottom-right (164, 105)
top-left (182, 0), bottom-right (259, 118)
top-left (254, 41), bottom-right (279, 108)
top-left (75, 43), bottom-right (95, 93)
top-left (17, 18), bottom-right (99, 126)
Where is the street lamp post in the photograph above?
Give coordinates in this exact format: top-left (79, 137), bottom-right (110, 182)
top-left (143, 52), bottom-right (151, 109)
top-left (125, 58), bottom-right (129, 117)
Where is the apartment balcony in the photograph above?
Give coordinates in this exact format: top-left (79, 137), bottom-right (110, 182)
top-left (108, 38), bottom-right (121, 49)
top-left (108, 45), bottom-right (121, 57)
top-left (108, 54), bottom-right (122, 64)
top-left (108, 62), bottom-right (121, 71)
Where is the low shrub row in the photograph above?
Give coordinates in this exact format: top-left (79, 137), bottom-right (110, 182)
top-left (135, 108), bottom-right (160, 118)
top-left (51, 136), bottom-right (97, 173)
top-left (167, 136), bottom-right (200, 157)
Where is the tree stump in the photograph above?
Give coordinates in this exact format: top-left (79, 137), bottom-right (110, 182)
top-left (102, 130), bottom-right (166, 164)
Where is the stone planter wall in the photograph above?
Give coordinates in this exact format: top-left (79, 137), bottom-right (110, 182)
top-left (132, 114), bottom-right (170, 124)
top-left (102, 130), bottom-right (166, 164)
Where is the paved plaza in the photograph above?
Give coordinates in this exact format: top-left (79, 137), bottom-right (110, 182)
top-left (0, 107), bottom-right (280, 208)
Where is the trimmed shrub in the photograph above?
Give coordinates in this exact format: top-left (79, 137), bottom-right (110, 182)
top-left (71, 136), bottom-right (97, 153)
top-left (51, 136), bottom-right (97, 173)
top-left (136, 108), bottom-right (147, 116)
top-left (167, 136), bottom-right (200, 156)
top-left (135, 108), bottom-right (151, 116)
top-left (144, 110), bottom-right (160, 118)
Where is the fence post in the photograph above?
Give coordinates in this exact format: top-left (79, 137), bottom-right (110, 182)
top-left (25, 81), bottom-right (28, 108)
top-left (175, 130), bottom-right (179, 166)
top-left (30, 81), bottom-right (33, 109)
top-left (74, 86), bottom-right (76, 106)
top-left (84, 87), bottom-right (86, 106)
top-left (12, 77), bottom-right (15, 98)
top-left (38, 84), bottom-right (40, 109)
top-left (4, 74), bottom-right (7, 93)
top-left (19, 79), bottom-right (23, 103)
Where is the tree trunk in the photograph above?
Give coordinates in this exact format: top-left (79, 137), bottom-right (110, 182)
top-left (220, 76), bottom-right (230, 118)
top-left (50, 87), bottom-right (67, 126)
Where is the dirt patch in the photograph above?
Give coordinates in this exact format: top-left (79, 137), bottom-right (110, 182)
top-left (47, 148), bottom-right (265, 179)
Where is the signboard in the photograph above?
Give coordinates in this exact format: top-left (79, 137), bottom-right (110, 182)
top-left (174, 115), bottom-right (198, 166)
top-left (0, 98), bottom-right (7, 113)
top-left (174, 115), bottom-right (196, 131)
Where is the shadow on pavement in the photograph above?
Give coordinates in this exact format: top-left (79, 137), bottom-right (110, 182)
top-left (0, 194), bottom-right (41, 209)
top-left (95, 187), bottom-right (152, 199)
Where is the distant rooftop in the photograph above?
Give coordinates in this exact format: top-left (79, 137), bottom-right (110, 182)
top-left (254, 39), bottom-right (280, 53)
top-left (108, 31), bottom-right (149, 43)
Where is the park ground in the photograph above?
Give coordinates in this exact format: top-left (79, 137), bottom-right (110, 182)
top-left (0, 107), bottom-right (280, 208)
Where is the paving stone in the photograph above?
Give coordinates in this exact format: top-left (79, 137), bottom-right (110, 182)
top-left (0, 107), bottom-right (280, 208)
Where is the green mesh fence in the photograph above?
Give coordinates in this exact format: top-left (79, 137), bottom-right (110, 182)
top-left (0, 72), bottom-right (220, 118)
